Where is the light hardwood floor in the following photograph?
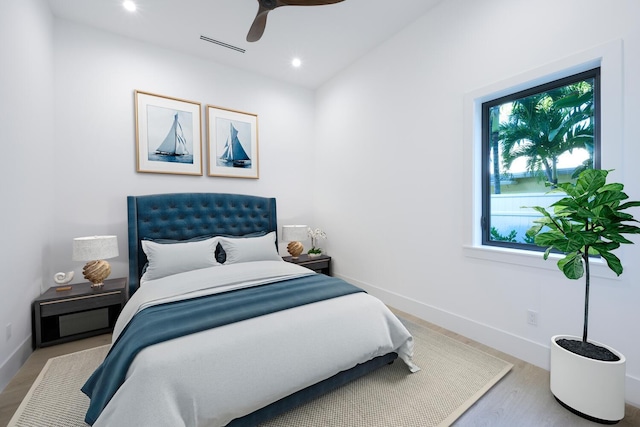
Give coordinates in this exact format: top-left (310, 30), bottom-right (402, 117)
top-left (1, 311), bottom-right (638, 427)
top-left (395, 310), bottom-right (640, 427)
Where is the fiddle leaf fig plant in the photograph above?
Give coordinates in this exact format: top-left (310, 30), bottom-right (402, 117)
top-left (525, 169), bottom-right (640, 345)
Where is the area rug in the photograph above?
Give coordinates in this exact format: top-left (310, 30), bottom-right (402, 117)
top-left (8, 319), bottom-right (512, 427)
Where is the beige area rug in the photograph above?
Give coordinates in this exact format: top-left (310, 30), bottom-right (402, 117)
top-left (9, 320), bottom-right (512, 427)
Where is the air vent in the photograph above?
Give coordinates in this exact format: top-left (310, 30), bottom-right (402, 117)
top-left (200, 36), bottom-right (245, 53)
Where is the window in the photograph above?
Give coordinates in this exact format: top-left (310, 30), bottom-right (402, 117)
top-left (481, 68), bottom-right (600, 250)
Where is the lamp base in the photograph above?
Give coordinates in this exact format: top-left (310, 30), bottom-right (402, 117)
top-left (82, 260), bottom-right (111, 288)
top-left (287, 241), bottom-right (304, 259)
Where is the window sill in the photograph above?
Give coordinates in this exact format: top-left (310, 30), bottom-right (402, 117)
top-left (462, 245), bottom-right (620, 281)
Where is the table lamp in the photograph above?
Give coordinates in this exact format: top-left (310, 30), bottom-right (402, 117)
top-left (72, 235), bottom-right (119, 288)
top-left (282, 225), bottom-right (307, 259)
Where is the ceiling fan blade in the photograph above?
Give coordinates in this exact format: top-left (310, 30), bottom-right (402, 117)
top-left (278, 0), bottom-right (344, 5)
top-left (246, 4), bottom-right (271, 42)
top-left (247, 0), bottom-right (345, 42)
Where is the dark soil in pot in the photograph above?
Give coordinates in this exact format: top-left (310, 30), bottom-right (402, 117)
top-left (557, 338), bottom-right (620, 362)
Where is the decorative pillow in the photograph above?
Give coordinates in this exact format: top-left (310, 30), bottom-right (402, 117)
top-left (217, 231), bottom-right (281, 265)
top-left (214, 231), bottom-right (267, 264)
top-left (215, 242), bottom-right (227, 264)
top-left (140, 236), bottom-right (218, 283)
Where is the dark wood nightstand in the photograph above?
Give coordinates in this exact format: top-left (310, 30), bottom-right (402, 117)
top-left (283, 254), bottom-right (332, 276)
top-left (32, 277), bottom-right (127, 348)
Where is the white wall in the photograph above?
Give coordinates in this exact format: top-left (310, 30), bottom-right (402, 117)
top-left (315, 0), bottom-right (640, 406)
top-left (50, 20), bottom-right (317, 281)
top-left (0, 0), bottom-right (55, 391)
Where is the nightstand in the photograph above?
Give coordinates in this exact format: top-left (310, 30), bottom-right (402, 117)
top-left (32, 277), bottom-right (127, 348)
top-left (283, 254), bottom-right (332, 276)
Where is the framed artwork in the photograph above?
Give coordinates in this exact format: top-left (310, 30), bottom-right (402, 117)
top-left (135, 90), bottom-right (203, 175)
top-left (207, 105), bottom-right (259, 179)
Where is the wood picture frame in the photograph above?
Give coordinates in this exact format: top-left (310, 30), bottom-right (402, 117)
top-left (206, 105), bottom-right (259, 179)
top-left (135, 90), bottom-right (203, 175)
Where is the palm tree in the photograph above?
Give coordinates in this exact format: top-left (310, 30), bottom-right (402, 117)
top-left (498, 81), bottom-right (594, 187)
top-left (490, 108), bottom-right (501, 193)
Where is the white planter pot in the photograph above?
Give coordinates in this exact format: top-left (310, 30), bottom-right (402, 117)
top-left (550, 335), bottom-right (626, 423)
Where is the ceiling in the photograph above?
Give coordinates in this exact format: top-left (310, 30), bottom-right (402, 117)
top-left (46, 0), bottom-right (444, 89)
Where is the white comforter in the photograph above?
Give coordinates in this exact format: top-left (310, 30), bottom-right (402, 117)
top-left (94, 261), bottom-right (418, 427)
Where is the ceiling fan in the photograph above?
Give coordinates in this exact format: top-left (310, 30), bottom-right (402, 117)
top-left (247, 0), bottom-right (345, 42)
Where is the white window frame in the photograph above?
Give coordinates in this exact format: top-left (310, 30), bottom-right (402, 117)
top-left (462, 40), bottom-right (624, 279)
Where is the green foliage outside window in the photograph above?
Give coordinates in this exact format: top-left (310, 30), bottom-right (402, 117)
top-left (482, 68), bottom-right (600, 250)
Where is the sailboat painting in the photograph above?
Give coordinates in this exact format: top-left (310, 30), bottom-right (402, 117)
top-left (146, 106), bottom-right (194, 164)
top-left (135, 91), bottom-right (202, 176)
top-left (207, 105), bottom-right (259, 179)
top-left (216, 119), bottom-right (251, 168)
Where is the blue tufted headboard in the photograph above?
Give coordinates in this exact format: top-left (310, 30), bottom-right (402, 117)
top-left (127, 193), bottom-right (277, 296)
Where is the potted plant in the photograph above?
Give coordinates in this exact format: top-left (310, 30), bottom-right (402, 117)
top-left (525, 169), bottom-right (640, 424)
top-left (307, 228), bottom-right (327, 257)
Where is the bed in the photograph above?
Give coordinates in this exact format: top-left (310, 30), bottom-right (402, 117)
top-left (81, 192), bottom-right (418, 426)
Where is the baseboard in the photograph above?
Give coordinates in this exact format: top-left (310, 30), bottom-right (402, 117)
top-left (627, 375), bottom-right (640, 408)
top-left (338, 274), bottom-right (640, 408)
top-left (0, 336), bottom-right (32, 393)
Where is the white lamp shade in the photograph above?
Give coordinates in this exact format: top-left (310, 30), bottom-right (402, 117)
top-left (72, 235), bottom-right (119, 261)
top-left (282, 225), bottom-right (308, 242)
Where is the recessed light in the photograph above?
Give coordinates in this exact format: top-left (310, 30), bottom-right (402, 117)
top-left (123, 1), bottom-right (137, 12)
top-left (291, 58), bottom-right (302, 68)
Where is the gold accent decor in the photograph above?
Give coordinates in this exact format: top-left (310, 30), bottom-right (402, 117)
top-left (72, 235), bottom-right (118, 289)
top-left (82, 260), bottom-right (112, 288)
top-left (282, 225), bottom-right (308, 260)
top-left (40, 291), bottom-right (121, 305)
top-left (287, 241), bottom-right (304, 259)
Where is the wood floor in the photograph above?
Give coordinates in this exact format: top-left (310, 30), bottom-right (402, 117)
top-left (396, 310), bottom-right (640, 427)
top-left (1, 310), bottom-right (638, 427)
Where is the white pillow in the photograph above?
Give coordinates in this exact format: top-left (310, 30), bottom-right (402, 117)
top-left (218, 231), bottom-right (281, 264)
top-left (141, 237), bottom-right (218, 283)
